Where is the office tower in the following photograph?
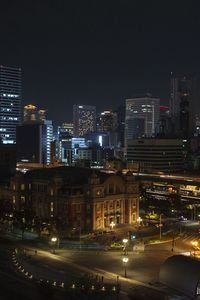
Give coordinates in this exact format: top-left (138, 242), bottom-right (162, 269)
top-left (17, 104), bottom-right (53, 164)
top-left (97, 110), bottom-right (118, 132)
top-left (58, 122), bottom-right (73, 140)
top-left (43, 120), bottom-right (53, 164)
top-left (73, 104), bottom-right (96, 136)
top-left (0, 65), bottom-right (22, 144)
top-left (16, 120), bottom-right (53, 164)
top-left (115, 105), bottom-right (125, 148)
top-left (17, 123), bottom-right (44, 163)
top-left (170, 75), bottom-right (196, 138)
top-left (125, 95), bottom-right (160, 150)
top-left (23, 104), bottom-right (46, 122)
top-left (96, 110), bottom-right (118, 148)
top-left (156, 105), bottom-right (171, 137)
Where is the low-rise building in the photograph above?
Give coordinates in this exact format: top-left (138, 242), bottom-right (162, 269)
top-left (9, 167), bottom-right (139, 232)
top-left (126, 138), bottom-right (184, 173)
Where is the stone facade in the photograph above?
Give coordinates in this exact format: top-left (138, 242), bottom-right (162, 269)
top-left (8, 167), bottom-right (139, 232)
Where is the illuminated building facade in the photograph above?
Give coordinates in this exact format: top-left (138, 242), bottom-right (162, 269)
top-left (170, 75), bottom-right (196, 138)
top-left (97, 110), bottom-right (117, 132)
top-left (73, 104), bottom-right (96, 136)
top-left (97, 110), bottom-right (118, 149)
top-left (43, 120), bottom-right (53, 164)
top-left (23, 104), bottom-right (46, 122)
top-left (9, 167), bottom-right (139, 231)
top-left (0, 65), bottom-right (22, 144)
top-left (125, 96), bottom-right (160, 151)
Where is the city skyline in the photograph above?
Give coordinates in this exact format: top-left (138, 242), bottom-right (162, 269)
top-left (1, 1), bottom-right (200, 123)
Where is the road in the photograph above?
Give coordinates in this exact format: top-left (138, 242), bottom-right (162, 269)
top-left (1, 220), bottom-right (199, 299)
top-left (0, 238), bottom-right (43, 300)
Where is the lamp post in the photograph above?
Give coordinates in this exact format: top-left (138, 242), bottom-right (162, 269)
top-left (122, 238), bottom-right (128, 254)
top-left (79, 225), bottom-right (82, 250)
top-left (51, 236), bottom-right (57, 254)
top-left (122, 256), bottom-right (129, 278)
top-left (159, 214), bottom-right (162, 241)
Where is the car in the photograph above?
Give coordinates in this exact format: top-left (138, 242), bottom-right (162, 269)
top-left (110, 242), bottom-right (124, 249)
top-left (179, 216), bottom-right (187, 221)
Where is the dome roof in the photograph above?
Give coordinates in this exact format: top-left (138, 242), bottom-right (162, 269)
top-left (159, 255), bottom-right (200, 298)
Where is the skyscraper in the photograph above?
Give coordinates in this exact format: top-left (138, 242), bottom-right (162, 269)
top-left (0, 65), bottom-right (22, 144)
top-left (97, 110), bottom-right (118, 132)
top-left (170, 75), bottom-right (196, 138)
top-left (17, 104), bottom-right (53, 164)
top-left (73, 104), bottom-right (96, 137)
top-left (125, 95), bottom-right (160, 150)
top-left (23, 104), bottom-right (46, 123)
top-left (96, 110), bottom-right (118, 148)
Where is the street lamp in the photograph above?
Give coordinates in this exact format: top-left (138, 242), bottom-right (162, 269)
top-left (110, 221), bottom-right (115, 230)
top-left (122, 238), bottom-right (128, 254)
top-left (137, 217), bottom-right (142, 226)
top-left (159, 214), bottom-right (163, 241)
top-left (51, 236), bottom-right (57, 254)
top-left (122, 256), bottom-right (129, 278)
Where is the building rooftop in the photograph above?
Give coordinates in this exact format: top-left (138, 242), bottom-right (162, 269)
top-left (24, 166), bottom-right (118, 185)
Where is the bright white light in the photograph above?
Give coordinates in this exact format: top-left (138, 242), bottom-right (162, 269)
top-left (51, 237), bottom-right (57, 242)
top-left (122, 257), bottom-right (129, 263)
top-left (99, 135), bottom-right (102, 146)
top-left (122, 238), bottom-right (128, 244)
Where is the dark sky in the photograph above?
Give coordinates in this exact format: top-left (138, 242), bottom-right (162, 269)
top-left (1, 0), bottom-right (200, 124)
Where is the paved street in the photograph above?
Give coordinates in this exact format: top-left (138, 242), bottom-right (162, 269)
top-left (0, 220), bottom-right (199, 299)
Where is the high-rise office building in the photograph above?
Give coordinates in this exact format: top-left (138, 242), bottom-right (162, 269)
top-left (156, 105), bottom-right (171, 137)
top-left (57, 122), bottom-right (73, 140)
top-left (125, 96), bottom-right (160, 150)
top-left (17, 104), bottom-right (53, 164)
top-left (170, 75), bottom-right (196, 138)
top-left (97, 110), bottom-right (118, 132)
top-left (115, 105), bottom-right (125, 148)
top-left (73, 104), bottom-right (96, 136)
top-left (16, 120), bottom-right (53, 164)
top-left (23, 104), bottom-right (46, 123)
top-left (96, 110), bottom-right (118, 148)
top-left (0, 65), bottom-right (22, 144)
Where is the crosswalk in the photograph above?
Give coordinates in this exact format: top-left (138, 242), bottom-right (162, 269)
top-left (180, 232), bottom-right (199, 242)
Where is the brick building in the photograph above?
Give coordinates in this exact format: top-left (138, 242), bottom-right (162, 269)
top-left (9, 167), bottom-right (139, 232)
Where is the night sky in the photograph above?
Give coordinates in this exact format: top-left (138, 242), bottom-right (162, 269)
top-left (1, 0), bottom-right (200, 124)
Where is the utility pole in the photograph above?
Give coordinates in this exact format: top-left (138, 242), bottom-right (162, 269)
top-left (159, 214), bottom-right (162, 241)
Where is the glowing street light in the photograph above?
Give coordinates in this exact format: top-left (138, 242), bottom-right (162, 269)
top-left (137, 216), bottom-right (142, 225)
top-left (51, 236), bottom-right (58, 254)
top-left (110, 221), bottom-right (115, 230)
top-left (122, 256), bottom-right (129, 278)
top-left (122, 238), bottom-right (128, 254)
top-left (51, 237), bottom-right (57, 243)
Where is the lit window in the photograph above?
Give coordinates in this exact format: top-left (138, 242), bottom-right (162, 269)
top-left (20, 196), bottom-right (25, 203)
